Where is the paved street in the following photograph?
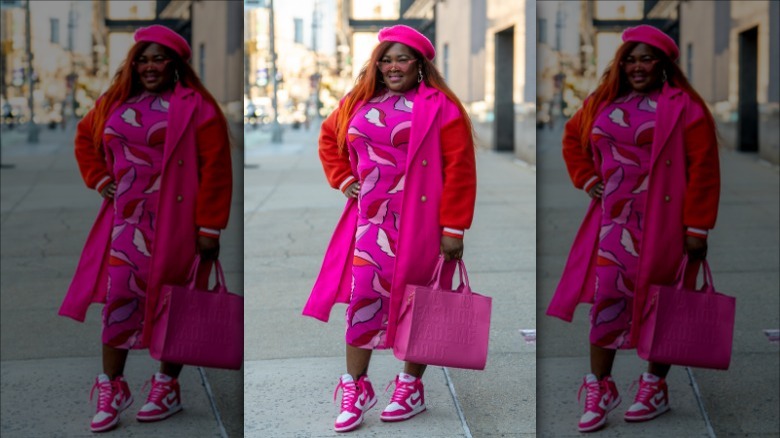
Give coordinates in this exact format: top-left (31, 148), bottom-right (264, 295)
top-left (0, 123), bottom-right (244, 437)
top-left (243, 122), bottom-right (536, 437)
top-left (536, 121), bottom-right (780, 437)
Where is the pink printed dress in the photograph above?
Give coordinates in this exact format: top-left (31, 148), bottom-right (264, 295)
top-left (101, 90), bottom-right (171, 349)
top-left (589, 89), bottom-right (659, 349)
top-left (345, 88), bottom-right (415, 349)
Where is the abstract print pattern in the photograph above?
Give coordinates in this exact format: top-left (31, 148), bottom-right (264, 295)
top-left (589, 90), bottom-right (659, 349)
top-left (102, 90), bottom-right (171, 349)
top-left (345, 89), bottom-right (415, 349)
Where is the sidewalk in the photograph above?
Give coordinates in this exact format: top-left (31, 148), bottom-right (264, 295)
top-left (243, 123), bottom-right (536, 437)
top-left (536, 122), bottom-right (780, 437)
top-left (0, 123), bottom-right (244, 437)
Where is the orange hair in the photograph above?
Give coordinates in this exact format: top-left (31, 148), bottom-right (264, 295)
top-left (336, 42), bottom-right (475, 151)
top-left (579, 42), bottom-right (716, 151)
top-left (90, 41), bottom-right (229, 151)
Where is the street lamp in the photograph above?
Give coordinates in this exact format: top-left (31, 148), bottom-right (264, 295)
top-left (268, 0), bottom-right (282, 143)
top-left (25, 0), bottom-right (38, 143)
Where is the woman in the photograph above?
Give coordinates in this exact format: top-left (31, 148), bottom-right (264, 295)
top-left (546, 25), bottom-right (720, 432)
top-left (58, 25), bottom-right (232, 432)
top-left (302, 25), bottom-right (477, 432)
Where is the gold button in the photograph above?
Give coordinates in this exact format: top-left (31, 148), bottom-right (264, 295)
top-left (178, 159), bottom-right (183, 166)
top-left (177, 195), bottom-right (183, 202)
top-left (664, 195), bottom-right (670, 202)
top-left (422, 159), bottom-right (428, 166)
top-left (665, 159), bottom-right (671, 166)
top-left (421, 195), bottom-right (427, 202)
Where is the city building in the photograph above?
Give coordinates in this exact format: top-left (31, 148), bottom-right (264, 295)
top-left (431, 0), bottom-right (534, 162)
top-left (102, 0), bottom-right (242, 121)
top-left (674, 0), bottom-right (779, 164)
top-left (1, 0), bottom-right (96, 125)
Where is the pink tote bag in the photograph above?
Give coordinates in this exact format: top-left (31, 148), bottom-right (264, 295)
top-left (150, 258), bottom-right (243, 370)
top-left (393, 257), bottom-right (492, 370)
top-left (638, 257), bottom-right (735, 370)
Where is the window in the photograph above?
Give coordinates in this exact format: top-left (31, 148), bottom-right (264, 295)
top-left (686, 43), bottom-right (693, 82)
top-left (538, 18), bottom-right (547, 45)
top-left (443, 43), bottom-right (449, 82)
top-left (199, 43), bottom-right (206, 82)
top-left (294, 18), bottom-right (303, 44)
top-left (50, 18), bottom-right (60, 45)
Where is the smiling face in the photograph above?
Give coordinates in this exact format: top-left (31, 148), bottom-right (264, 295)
top-left (621, 43), bottom-right (663, 92)
top-left (134, 43), bottom-right (175, 93)
top-left (377, 43), bottom-right (419, 93)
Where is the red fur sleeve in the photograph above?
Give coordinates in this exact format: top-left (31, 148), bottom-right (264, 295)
top-left (195, 110), bottom-right (232, 230)
top-left (74, 110), bottom-right (111, 190)
top-left (439, 115), bottom-right (477, 232)
top-left (682, 103), bottom-right (720, 230)
top-left (562, 109), bottom-right (600, 190)
top-left (319, 108), bottom-right (355, 191)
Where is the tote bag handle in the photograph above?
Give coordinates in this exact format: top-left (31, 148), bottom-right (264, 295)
top-left (672, 255), bottom-right (715, 294)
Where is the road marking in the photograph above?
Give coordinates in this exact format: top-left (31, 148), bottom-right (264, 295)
top-left (764, 329), bottom-right (780, 344)
top-left (686, 367), bottom-right (717, 438)
top-left (520, 329), bottom-right (536, 344)
top-left (442, 367), bottom-right (473, 438)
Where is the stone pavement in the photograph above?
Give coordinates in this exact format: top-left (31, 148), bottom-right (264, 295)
top-left (0, 123), bottom-right (244, 437)
top-left (536, 121), bottom-right (780, 437)
top-left (243, 123), bottom-right (536, 437)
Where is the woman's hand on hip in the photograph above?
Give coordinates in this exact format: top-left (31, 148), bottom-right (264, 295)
top-left (197, 235), bottom-right (220, 261)
top-left (100, 182), bottom-right (117, 199)
top-left (588, 181), bottom-right (604, 199)
top-left (684, 236), bottom-right (707, 261)
top-left (343, 181), bottom-right (360, 199)
top-left (440, 235), bottom-right (464, 261)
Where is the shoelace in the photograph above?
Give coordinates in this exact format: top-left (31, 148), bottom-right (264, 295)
top-left (629, 378), bottom-right (657, 403)
top-left (333, 379), bottom-right (358, 411)
top-left (577, 379), bottom-right (603, 410)
top-left (385, 379), bottom-right (414, 403)
top-left (90, 379), bottom-right (122, 410)
top-left (142, 378), bottom-right (172, 404)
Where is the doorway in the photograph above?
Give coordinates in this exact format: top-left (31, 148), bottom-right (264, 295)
top-left (738, 26), bottom-right (758, 152)
top-left (494, 26), bottom-right (515, 152)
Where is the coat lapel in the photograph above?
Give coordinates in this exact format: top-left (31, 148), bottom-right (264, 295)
top-left (650, 84), bottom-right (684, 166)
top-left (407, 82), bottom-right (440, 164)
top-left (163, 84), bottom-right (196, 167)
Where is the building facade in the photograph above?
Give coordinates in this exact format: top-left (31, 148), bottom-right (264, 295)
top-left (434, 0), bottom-right (534, 162)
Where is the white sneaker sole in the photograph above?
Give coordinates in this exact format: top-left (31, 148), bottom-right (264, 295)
top-left (334, 397), bottom-right (377, 432)
top-left (624, 404), bottom-right (670, 422)
top-left (380, 404), bottom-right (426, 422)
top-left (90, 395), bottom-right (134, 433)
top-left (578, 395), bottom-right (621, 433)
top-left (136, 404), bottom-right (183, 422)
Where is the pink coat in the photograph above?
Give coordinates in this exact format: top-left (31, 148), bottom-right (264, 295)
top-left (302, 82), bottom-right (476, 348)
top-left (546, 84), bottom-right (720, 346)
top-left (59, 84), bottom-right (232, 346)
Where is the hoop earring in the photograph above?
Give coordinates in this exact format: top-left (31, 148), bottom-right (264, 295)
top-left (662, 69), bottom-right (667, 83)
top-left (417, 69), bottom-right (423, 83)
top-left (174, 70), bottom-right (180, 82)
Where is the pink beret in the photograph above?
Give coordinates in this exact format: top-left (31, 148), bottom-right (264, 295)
top-left (622, 25), bottom-right (679, 61)
top-left (378, 25), bottom-right (435, 61)
top-left (134, 25), bottom-right (191, 61)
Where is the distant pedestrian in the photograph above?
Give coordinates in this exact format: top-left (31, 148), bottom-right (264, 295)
top-left (303, 25), bottom-right (477, 432)
top-left (59, 25), bottom-right (232, 433)
top-left (546, 25), bottom-right (720, 432)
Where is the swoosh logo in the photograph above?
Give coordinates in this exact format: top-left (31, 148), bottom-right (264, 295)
top-left (408, 391), bottom-right (422, 407)
top-left (162, 392), bottom-right (177, 409)
top-left (650, 392), bottom-right (665, 408)
top-left (355, 392), bottom-right (367, 411)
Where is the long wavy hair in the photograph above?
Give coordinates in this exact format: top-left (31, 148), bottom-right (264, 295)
top-left (90, 41), bottom-right (228, 151)
top-left (335, 41), bottom-right (475, 151)
top-left (578, 41), bottom-right (716, 151)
